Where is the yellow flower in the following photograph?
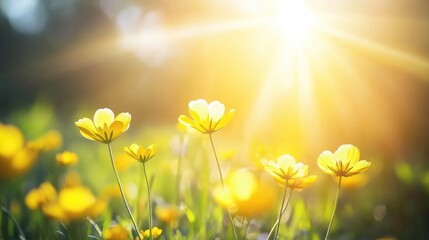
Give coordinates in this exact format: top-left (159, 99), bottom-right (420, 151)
top-left (178, 99), bottom-right (235, 134)
top-left (115, 153), bottom-right (136, 172)
top-left (136, 227), bottom-right (162, 240)
top-left (75, 108), bottom-right (131, 143)
top-left (263, 154), bottom-right (316, 190)
top-left (0, 123), bottom-right (40, 180)
top-left (155, 205), bottom-right (179, 224)
top-left (213, 169), bottom-right (276, 217)
top-left (317, 144), bottom-right (371, 177)
top-left (25, 182), bottom-right (57, 210)
top-left (264, 154), bottom-right (308, 181)
top-left (28, 130), bottom-right (62, 151)
top-left (42, 185), bottom-right (106, 222)
top-left (124, 144), bottom-right (157, 163)
top-left (56, 151), bottom-right (78, 166)
top-left (104, 224), bottom-right (129, 240)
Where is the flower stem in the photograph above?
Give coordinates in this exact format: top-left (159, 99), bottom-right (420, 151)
top-left (266, 189), bottom-right (293, 240)
top-left (325, 176), bottom-right (342, 240)
top-left (142, 162), bottom-right (153, 240)
top-left (208, 133), bottom-right (238, 240)
top-left (273, 181), bottom-right (289, 240)
top-left (107, 144), bottom-right (142, 240)
top-left (1, 206), bottom-right (26, 240)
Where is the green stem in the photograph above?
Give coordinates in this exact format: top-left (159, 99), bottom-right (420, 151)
top-left (208, 133), bottom-right (238, 240)
top-left (176, 137), bottom-right (183, 206)
top-left (325, 176), bottom-right (342, 240)
top-left (142, 162), bottom-right (153, 240)
top-left (266, 189), bottom-right (293, 240)
top-left (273, 181), bottom-right (289, 240)
top-left (107, 144), bottom-right (142, 240)
top-left (1, 206), bottom-right (26, 240)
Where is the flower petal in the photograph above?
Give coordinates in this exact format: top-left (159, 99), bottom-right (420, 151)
top-left (277, 154), bottom-right (296, 171)
top-left (178, 115), bottom-right (207, 133)
top-left (115, 112), bottom-right (131, 132)
top-left (94, 108), bottom-right (115, 129)
top-left (346, 160), bottom-right (371, 176)
top-left (334, 144), bottom-right (360, 166)
top-left (208, 101), bottom-right (225, 123)
top-left (214, 109), bottom-right (235, 132)
top-left (317, 151), bottom-right (336, 175)
top-left (189, 99), bottom-right (209, 122)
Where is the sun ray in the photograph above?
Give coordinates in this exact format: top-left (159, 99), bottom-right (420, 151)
top-left (320, 24), bottom-right (429, 82)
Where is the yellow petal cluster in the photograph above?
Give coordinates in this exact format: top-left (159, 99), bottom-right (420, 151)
top-left (56, 151), bottom-right (78, 166)
top-left (317, 144), bottom-right (371, 177)
top-left (263, 154), bottom-right (316, 190)
top-left (136, 227), bottom-right (163, 240)
top-left (213, 169), bottom-right (276, 217)
top-left (26, 180), bottom-right (106, 222)
top-left (124, 144), bottom-right (157, 163)
top-left (0, 123), bottom-right (40, 180)
top-left (155, 205), bottom-right (179, 224)
top-left (178, 99), bottom-right (235, 134)
top-left (25, 182), bottom-right (57, 210)
top-left (28, 130), bottom-right (62, 151)
top-left (104, 224), bottom-right (129, 240)
top-left (75, 108), bottom-right (131, 143)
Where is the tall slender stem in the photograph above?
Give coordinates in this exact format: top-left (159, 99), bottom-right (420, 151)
top-left (1, 206), bottom-right (26, 240)
top-left (325, 176), bottom-right (342, 240)
top-left (107, 144), bottom-right (142, 240)
top-left (273, 181), bottom-right (289, 240)
top-left (266, 189), bottom-right (293, 240)
top-left (142, 162), bottom-right (153, 240)
top-left (208, 133), bottom-right (238, 240)
top-left (176, 136), bottom-right (183, 205)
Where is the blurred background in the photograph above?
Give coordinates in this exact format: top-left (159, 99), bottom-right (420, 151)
top-left (1, 0), bottom-right (429, 239)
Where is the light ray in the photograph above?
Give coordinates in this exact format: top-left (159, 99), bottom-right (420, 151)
top-left (320, 24), bottom-right (429, 82)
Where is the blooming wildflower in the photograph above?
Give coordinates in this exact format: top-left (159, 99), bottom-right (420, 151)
top-left (0, 123), bottom-right (40, 180)
top-left (264, 154), bottom-right (308, 182)
top-left (25, 182), bottom-right (57, 210)
top-left (75, 108), bottom-right (131, 144)
top-left (56, 151), bottom-right (78, 166)
top-left (178, 99), bottom-right (235, 134)
top-left (317, 144), bottom-right (371, 177)
top-left (213, 169), bottom-right (276, 217)
top-left (136, 227), bottom-right (162, 240)
top-left (42, 185), bottom-right (106, 222)
top-left (104, 224), bottom-right (129, 240)
top-left (124, 144), bottom-right (157, 163)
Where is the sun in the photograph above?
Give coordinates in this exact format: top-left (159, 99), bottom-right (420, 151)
top-left (274, 0), bottom-right (315, 47)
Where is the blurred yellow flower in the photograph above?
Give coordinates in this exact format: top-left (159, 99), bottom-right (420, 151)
top-left (75, 108), bottom-right (131, 143)
top-left (63, 171), bottom-right (82, 188)
top-left (213, 169), bottom-right (276, 217)
top-left (136, 227), bottom-right (162, 240)
top-left (0, 123), bottom-right (40, 180)
top-left (115, 153), bottom-right (136, 172)
top-left (42, 185), bottom-right (106, 222)
top-left (155, 205), bottom-right (179, 224)
top-left (178, 99), bottom-right (235, 134)
top-left (124, 144), bottom-right (157, 163)
top-left (29, 130), bottom-right (62, 151)
top-left (25, 182), bottom-right (57, 210)
top-left (337, 174), bottom-right (368, 189)
top-left (317, 144), bottom-right (371, 177)
top-left (56, 151), bottom-right (78, 166)
top-left (104, 224), bottom-right (129, 240)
